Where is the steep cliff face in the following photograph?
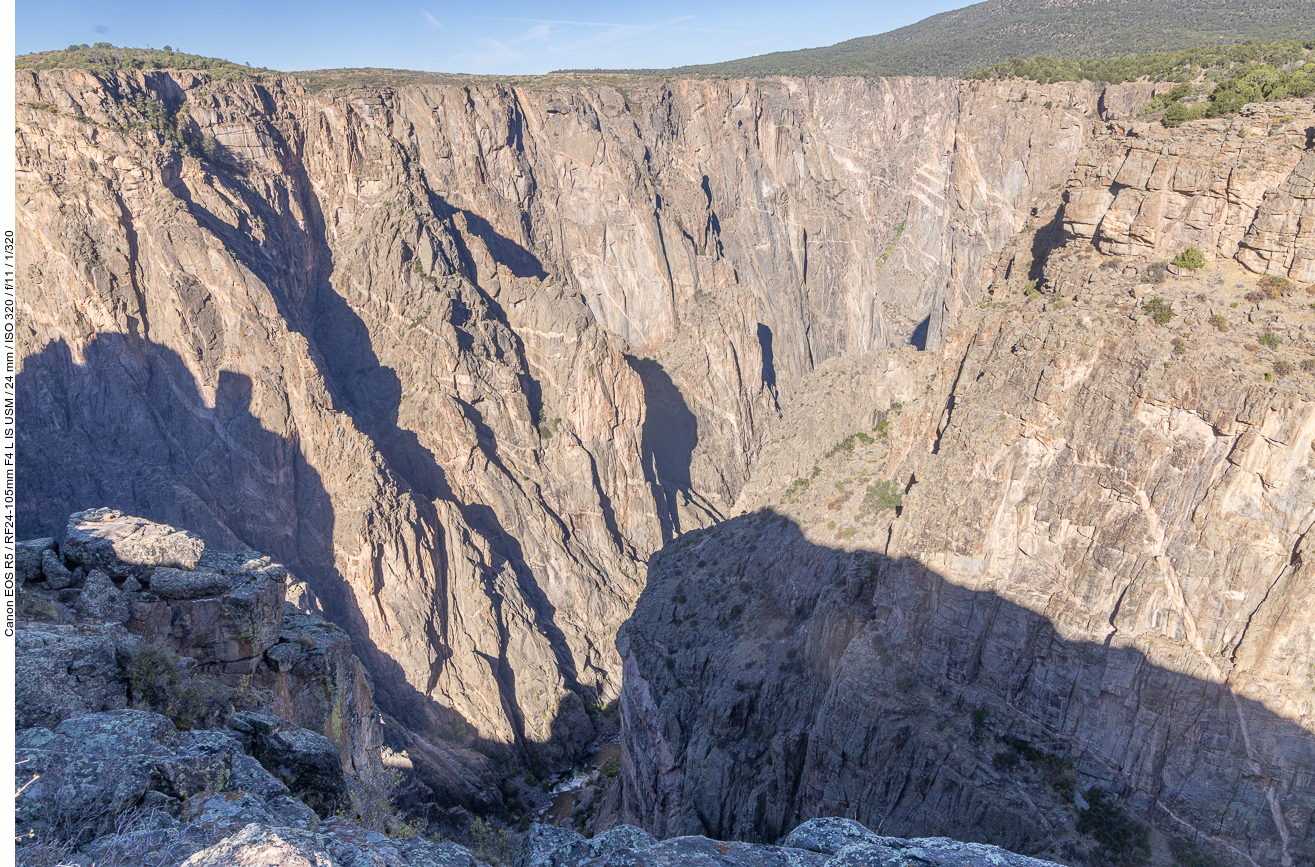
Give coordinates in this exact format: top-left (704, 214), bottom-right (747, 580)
top-left (1061, 98), bottom-right (1315, 278)
top-left (15, 68), bottom-right (1114, 776)
top-left (617, 210), bottom-right (1315, 863)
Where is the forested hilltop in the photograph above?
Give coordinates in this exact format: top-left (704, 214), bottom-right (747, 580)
top-left (16, 43), bottom-right (270, 78)
top-left (976, 40), bottom-right (1315, 127)
top-left (565, 0), bottom-right (1315, 79)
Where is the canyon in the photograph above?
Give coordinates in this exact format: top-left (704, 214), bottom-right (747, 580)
top-left (14, 62), bottom-right (1315, 866)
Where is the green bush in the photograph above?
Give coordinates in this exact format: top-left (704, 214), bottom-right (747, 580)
top-left (340, 750), bottom-right (422, 838)
top-left (1171, 246), bottom-right (1205, 270)
top-left (1077, 787), bottom-right (1151, 866)
top-left (469, 818), bottom-right (518, 866)
top-left (127, 647), bottom-right (237, 731)
top-left (1142, 297), bottom-right (1176, 325)
top-left (1259, 331), bottom-right (1281, 348)
top-left (1162, 102), bottom-right (1205, 127)
top-left (860, 480), bottom-right (903, 517)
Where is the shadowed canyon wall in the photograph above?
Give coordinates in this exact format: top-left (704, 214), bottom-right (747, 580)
top-left (16, 65), bottom-right (1315, 866)
top-left (16, 68), bottom-right (1110, 771)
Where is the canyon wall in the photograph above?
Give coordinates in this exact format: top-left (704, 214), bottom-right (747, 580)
top-left (617, 105), bottom-right (1315, 865)
top-left (15, 68), bottom-right (1111, 777)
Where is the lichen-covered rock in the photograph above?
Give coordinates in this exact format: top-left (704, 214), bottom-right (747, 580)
top-left (261, 608), bottom-right (378, 774)
top-left (181, 823), bottom-right (339, 867)
top-left (149, 567), bottom-right (236, 599)
top-left (782, 819), bottom-right (882, 855)
top-left (14, 620), bottom-right (140, 728)
top-left (76, 568), bottom-right (130, 622)
top-left (590, 835), bottom-right (830, 867)
top-left (515, 824), bottom-right (657, 867)
top-left (15, 709), bottom-right (183, 841)
top-left (63, 507), bottom-right (205, 577)
top-left (229, 711), bottom-right (349, 816)
top-left (127, 559), bottom-right (286, 669)
top-left (41, 547), bottom-right (75, 589)
top-left (16, 537), bottom-right (54, 588)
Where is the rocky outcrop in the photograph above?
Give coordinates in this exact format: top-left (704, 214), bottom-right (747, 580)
top-left (15, 67), bottom-right (1129, 773)
top-left (171, 818), bottom-right (1055, 867)
top-left (1060, 98), bottom-right (1315, 277)
top-left (618, 231), bottom-right (1315, 865)
top-left (17, 510), bottom-right (386, 785)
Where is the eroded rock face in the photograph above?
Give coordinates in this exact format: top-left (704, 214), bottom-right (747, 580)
top-left (15, 68), bottom-right (1124, 771)
top-left (16, 511), bottom-right (389, 795)
top-left (1060, 99), bottom-right (1315, 276)
top-left (618, 237), bottom-right (1315, 865)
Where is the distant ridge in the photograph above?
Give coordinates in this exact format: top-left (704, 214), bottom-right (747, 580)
top-left (559, 0), bottom-right (1315, 79)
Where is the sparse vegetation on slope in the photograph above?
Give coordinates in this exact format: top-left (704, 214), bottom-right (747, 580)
top-left (563, 0), bottom-right (1315, 79)
top-left (17, 43), bottom-right (269, 78)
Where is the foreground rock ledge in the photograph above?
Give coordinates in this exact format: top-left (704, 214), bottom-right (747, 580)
top-left (177, 818), bottom-right (1058, 867)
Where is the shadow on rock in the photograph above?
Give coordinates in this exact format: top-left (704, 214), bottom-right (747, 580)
top-left (617, 510), bottom-right (1314, 867)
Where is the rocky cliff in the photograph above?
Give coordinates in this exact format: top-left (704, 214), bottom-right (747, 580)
top-left (17, 61), bottom-right (1315, 866)
top-left (15, 68), bottom-right (1133, 775)
top-left (616, 125), bottom-right (1315, 865)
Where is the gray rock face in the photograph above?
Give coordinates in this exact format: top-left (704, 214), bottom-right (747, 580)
top-left (229, 711), bottom-right (349, 816)
top-left (63, 507), bottom-right (206, 576)
top-left (15, 620), bottom-right (140, 729)
top-left (14, 709), bottom-right (365, 864)
top-left (17, 510), bottom-right (386, 799)
top-left (14, 68), bottom-right (1143, 774)
top-left (16, 537), bottom-right (54, 588)
top-left (618, 238), bottom-right (1315, 866)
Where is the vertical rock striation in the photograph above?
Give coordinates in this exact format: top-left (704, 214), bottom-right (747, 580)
top-left (16, 68), bottom-right (1116, 774)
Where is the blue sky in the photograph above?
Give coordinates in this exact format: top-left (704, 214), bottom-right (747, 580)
top-left (16, 1), bottom-right (972, 74)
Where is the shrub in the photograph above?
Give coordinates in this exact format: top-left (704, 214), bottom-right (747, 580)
top-left (1171, 246), bottom-right (1205, 270)
top-left (1257, 274), bottom-right (1293, 295)
top-left (1171, 339), bottom-right (1187, 356)
top-left (1208, 314), bottom-right (1229, 331)
top-left (126, 647), bottom-right (237, 731)
top-left (1259, 331), bottom-right (1281, 348)
top-left (340, 750), bottom-right (422, 838)
top-left (1076, 787), bottom-right (1151, 867)
top-left (1142, 296), bottom-right (1175, 325)
top-left (825, 431), bottom-right (874, 459)
top-left (469, 818), bottom-right (518, 866)
top-left (1273, 360), bottom-right (1294, 378)
top-left (1301, 358), bottom-right (1315, 373)
top-left (1162, 102), bottom-right (1205, 127)
top-left (860, 480), bottom-right (903, 517)
top-left (1140, 263), bottom-right (1168, 284)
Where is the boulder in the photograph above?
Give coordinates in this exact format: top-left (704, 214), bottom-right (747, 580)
top-left (229, 712), bottom-right (348, 816)
top-left (77, 568), bottom-right (130, 622)
top-left (181, 823), bottom-right (339, 867)
top-left (16, 537), bottom-right (55, 588)
top-left (148, 567), bottom-right (236, 599)
top-left (42, 548), bottom-right (74, 589)
top-left (63, 508), bottom-right (205, 577)
top-left (514, 824), bottom-right (657, 867)
top-left (783, 819), bottom-right (883, 855)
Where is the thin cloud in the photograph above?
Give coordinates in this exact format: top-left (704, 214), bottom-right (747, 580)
top-left (492, 17), bottom-right (742, 35)
top-left (421, 9), bottom-right (441, 28)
